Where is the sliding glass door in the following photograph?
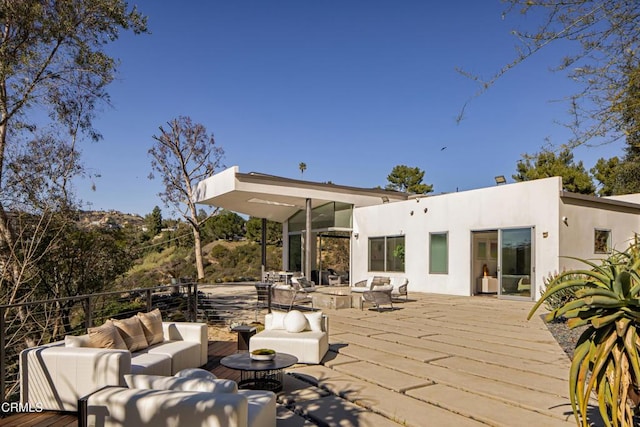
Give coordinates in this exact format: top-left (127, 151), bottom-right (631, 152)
top-left (499, 228), bottom-right (533, 299)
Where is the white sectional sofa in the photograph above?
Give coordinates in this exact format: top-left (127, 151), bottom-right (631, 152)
top-left (249, 310), bottom-right (328, 364)
top-left (20, 321), bottom-right (208, 411)
top-left (81, 372), bottom-right (276, 427)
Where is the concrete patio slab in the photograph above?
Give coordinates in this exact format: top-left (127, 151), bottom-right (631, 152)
top-left (288, 366), bottom-right (485, 427)
top-left (407, 383), bottom-right (575, 426)
top-left (280, 292), bottom-right (606, 426)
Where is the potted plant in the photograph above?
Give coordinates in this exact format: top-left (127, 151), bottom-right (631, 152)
top-left (528, 242), bottom-right (640, 426)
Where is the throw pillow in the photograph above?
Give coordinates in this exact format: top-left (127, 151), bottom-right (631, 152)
top-left (111, 316), bottom-right (148, 352)
top-left (284, 310), bottom-right (307, 333)
top-left (64, 334), bottom-right (90, 348)
top-left (269, 310), bottom-right (287, 330)
top-left (124, 374), bottom-right (237, 394)
top-left (303, 311), bottom-right (323, 332)
top-left (87, 320), bottom-right (128, 350)
top-left (175, 368), bottom-right (217, 380)
top-left (137, 308), bottom-right (164, 346)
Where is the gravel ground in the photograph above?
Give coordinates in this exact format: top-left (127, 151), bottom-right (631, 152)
top-left (543, 316), bottom-right (588, 360)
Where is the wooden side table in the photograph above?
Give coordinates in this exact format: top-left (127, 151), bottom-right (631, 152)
top-left (231, 325), bottom-right (257, 352)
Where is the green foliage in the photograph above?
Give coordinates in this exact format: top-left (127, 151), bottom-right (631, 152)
top-left (528, 242), bottom-right (640, 426)
top-left (386, 165), bottom-right (433, 194)
top-left (540, 272), bottom-right (584, 314)
top-left (299, 162), bottom-right (307, 176)
top-left (144, 206), bottom-right (163, 236)
top-left (245, 217), bottom-right (282, 245)
top-left (513, 147), bottom-right (595, 194)
top-left (203, 210), bottom-right (245, 241)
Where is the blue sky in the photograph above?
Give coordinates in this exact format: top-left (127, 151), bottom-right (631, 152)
top-left (78, 1), bottom-right (624, 216)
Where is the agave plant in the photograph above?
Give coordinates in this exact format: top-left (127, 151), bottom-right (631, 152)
top-left (528, 242), bottom-right (640, 427)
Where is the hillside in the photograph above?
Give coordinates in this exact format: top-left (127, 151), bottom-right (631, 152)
top-left (78, 210), bottom-right (145, 230)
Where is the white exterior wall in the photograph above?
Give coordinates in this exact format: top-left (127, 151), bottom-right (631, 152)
top-left (559, 199), bottom-right (640, 272)
top-left (352, 177), bottom-right (563, 300)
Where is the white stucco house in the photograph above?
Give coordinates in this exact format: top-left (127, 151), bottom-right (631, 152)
top-left (195, 166), bottom-right (640, 301)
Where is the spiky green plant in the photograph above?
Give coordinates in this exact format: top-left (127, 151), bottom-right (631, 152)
top-left (528, 243), bottom-right (640, 427)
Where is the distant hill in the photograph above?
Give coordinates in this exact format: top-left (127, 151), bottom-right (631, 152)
top-left (78, 210), bottom-right (145, 230)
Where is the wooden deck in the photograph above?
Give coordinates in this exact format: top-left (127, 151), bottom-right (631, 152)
top-left (0, 340), bottom-right (239, 427)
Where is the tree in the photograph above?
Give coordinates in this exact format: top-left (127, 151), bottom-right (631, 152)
top-left (245, 217), bottom-right (282, 245)
top-left (385, 165), bottom-right (433, 194)
top-left (204, 210), bottom-right (245, 241)
top-left (144, 206), bottom-right (163, 236)
top-left (149, 116), bottom-right (224, 280)
top-left (513, 147), bottom-right (595, 194)
top-left (464, 1), bottom-right (640, 148)
top-left (299, 162), bottom-right (307, 177)
top-left (0, 1), bottom-right (146, 303)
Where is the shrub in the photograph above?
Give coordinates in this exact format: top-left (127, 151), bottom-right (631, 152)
top-left (540, 271), bottom-right (584, 315)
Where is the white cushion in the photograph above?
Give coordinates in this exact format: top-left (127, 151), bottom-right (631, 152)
top-left (284, 310), bottom-right (307, 333)
top-left (175, 368), bottom-right (217, 380)
top-left (124, 374), bottom-right (238, 394)
top-left (304, 311), bottom-right (323, 332)
top-left (64, 335), bottom-right (90, 347)
top-left (269, 310), bottom-right (287, 330)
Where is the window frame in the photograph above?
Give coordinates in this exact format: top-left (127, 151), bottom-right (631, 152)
top-left (429, 231), bottom-right (449, 274)
top-left (367, 235), bottom-right (405, 273)
top-left (594, 228), bottom-right (612, 254)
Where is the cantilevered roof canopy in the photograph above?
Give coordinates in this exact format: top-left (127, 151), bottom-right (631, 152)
top-left (193, 166), bottom-right (407, 222)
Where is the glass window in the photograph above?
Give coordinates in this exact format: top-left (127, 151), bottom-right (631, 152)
top-left (594, 229), bottom-right (611, 254)
top-left (368, 237), bottom-right (385, 271)
top-left (386, 236), bottom-right (405, 272)
top-left (368, 236), bottom-right (405, 272)
top-left (430, 232), bottom-right (448, 274)
top-left (288, 234), bottom-right (302, 271)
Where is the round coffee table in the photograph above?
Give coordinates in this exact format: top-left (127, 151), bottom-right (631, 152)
top-left (220, 352), bottom-right (298, 392)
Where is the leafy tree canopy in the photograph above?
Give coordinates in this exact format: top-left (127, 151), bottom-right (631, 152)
top-left (513, 147), bottom-right (595, 194)
top-left (467, 1), bottom-right (640, 148)
top-left (245, 217), bottom-right (282, 246)
top-left (385, 165), bottom-right (433, 194)
top-left (204, 210), bottom-right (245, 241)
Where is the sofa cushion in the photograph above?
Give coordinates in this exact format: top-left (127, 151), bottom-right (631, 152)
top-left (87, 320), bottom-right (128, 350)
top-left (250, 329), bottom-right (328, 364)
top-left (64, 334), bottom-right (90, 348)
top-left (145, 340), bottom-right (202, 374)
top-left (175, 368), bottom-right (217, 380)
top-left (238, 390), bottom-right (278, 427)
top-left (137, 309), bottom-right (164, 346)
top-left (304, 311), bottom-right (323, 332)
top-left (124, 373), bottom-right (238, 394)
top-left (268, 310), bottom-right (287, 330)
top-left (284, 310), bottom-right (307, 333)
top-left (130, 352), bottom-right (172, 376)
top-left (112, 316), bottom-right (148, 352)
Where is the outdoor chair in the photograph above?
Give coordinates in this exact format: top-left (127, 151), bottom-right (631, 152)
top-left (352, 276), bottom-right (391, 290)
top-left (291, 276), bottom-right (316, 293)
top-left (390, 277), bottom-right (409, 301)
top-left (271, 285), bottom-right (313, 311)
top-left (361, 285), bottom-right (394, 312)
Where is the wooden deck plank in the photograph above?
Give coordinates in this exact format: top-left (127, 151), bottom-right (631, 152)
top-left (0, 340), bottom-right (237, 427)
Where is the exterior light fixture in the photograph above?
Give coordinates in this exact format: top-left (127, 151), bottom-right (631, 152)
top-left (494, 175), bottom-right (507, 185)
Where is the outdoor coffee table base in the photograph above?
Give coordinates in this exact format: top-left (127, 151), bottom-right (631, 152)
top-left (220, 352), bottom-right (298, 393)
top-left (238, 370), bottom-right (283, 392)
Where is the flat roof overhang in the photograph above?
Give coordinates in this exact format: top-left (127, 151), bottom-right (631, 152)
top-left (193, 166), bottom-right (407, 222)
